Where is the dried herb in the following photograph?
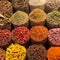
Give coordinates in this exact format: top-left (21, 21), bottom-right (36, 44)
top-left (46, 11), bottom-right (60, 28)
top-left (9, 11), bottom-right (29, 28)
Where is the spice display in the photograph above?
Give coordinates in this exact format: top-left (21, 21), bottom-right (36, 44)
top-left (45, 0), bottom-right (60, 13)
top-left (46, 11), bottom-right (60, 29)
top-left (48, 28), bottom-right (60, 46)
top-left (29, 8), bottom-right (47, 27)
top-left (9, 11), bottom-right (29, 28)
top-left (11, 0), bottom-right (29, 13)
top-left (0, 48), bottom-right (5, 60)
top-left (0, 14), bottom-right (11, 30)
top-left (29, 0), bottom-right (47, 11)
top-left (0, 29), bottom-right (11, 47)
top-left (6, 43), bottom-right (26, 60)
top-left (27, 44), bottom-right (47, 60)
top-left (12, 26), bottom-right (30, 46)
top-left (30, 26), bottom-right (48, 45)
top-left (0, 1), bottom-right (13, 18)
top-left (47, 47), bottom-right (60, 60)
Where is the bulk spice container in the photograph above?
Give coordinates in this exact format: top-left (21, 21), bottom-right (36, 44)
top-left (0, 0), bottom-right (13, 18)
top-left (27, 44), bottom-right (47, 60)
top-left (47, 47), bottom-right (60, 60)
top-left (0, 48), bottom-right (5, 60)
top-left (6, 44), bottom-right (26, 60)
top-left (29, 0), bottom-right (47, 11)
top-left (46, 11), bottom-right (60, 29)
top-left (11, 0), bottom-right (29, 13)
top-left (0, 14), bottom-right (11, 30)
top-left (30, 26), bottom-right (48, 45)
top-left (12, 26), bottom-right (30, 46)
top-left (45, 0), bottom-right (60, 13)
top-left (9, 11), bottom-right (29, 28)
top-left (29, 8), bottom-right (47, 27)
top-left (48, 28), bottom-right (60, 46)
top-left (0, 29), bottom-right (11, 47)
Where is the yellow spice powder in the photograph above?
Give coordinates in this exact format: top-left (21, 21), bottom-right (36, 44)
top-left (6, 43), bottom-right (26, 60)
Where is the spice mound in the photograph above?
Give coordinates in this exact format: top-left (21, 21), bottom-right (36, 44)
top-left (29, 0), bottom-right (47, 11)
top-left (48, 28), bottom-right (60, 46)
top-left (0, 14), bottom-right (11, 30)
top-left (27, 44), bottom-right (47, 60)
top-left (0, 29), bottom-right (11, 47)
top-left (0, 48), bottom-right (5, 60)
top-left (11, 0), bottom-right (29, 13)
top-left (30, 26), bottom-right (48, 44)
top-left (12, 26), bottom-right (30, 45)
top-left (9, 11), bottom-right (29, 27)
top-left (45, 0), bottom-right (60, 13)
top-left (29, 8), bottom-right (47, 26)
top-left (0, 1), bottom-right (13, 18)
top-left (6, 43), bottom-right (26, 60)
top-left (46, 11), bottom-right (60, 28)
top-left (47, 47), bottom-right (60, 60)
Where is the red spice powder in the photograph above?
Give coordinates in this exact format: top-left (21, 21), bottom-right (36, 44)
top-left (12, 26), bottom-right (30, 45)
top-left (0, 29), bottom-right (11, 47)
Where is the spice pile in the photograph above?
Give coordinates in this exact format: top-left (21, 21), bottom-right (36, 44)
top-left (0, 48), bottom-right (5, 60)
top-left (6, 44), bottom-right (26, 60)
top-left (29, 8), bottom-right (47, 27)
top-left (46, 11), bottom-right (60, 29)
top-left (30, 26), bottom-right (48, 44)
top-left (0, 0), bottom-right (60, 60)
top-left (0, 29), bottom-right (11, 47)
top-left (48, 28), bottom-right (60, 46)
top-left (12, 26), bottom-right (30, 45)
top-left (27, 44), bottom-right (47, 60)
top-left (9, 11), bottom-right (29, 28)
top-left (47, 47), bottom-right (60, 60)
